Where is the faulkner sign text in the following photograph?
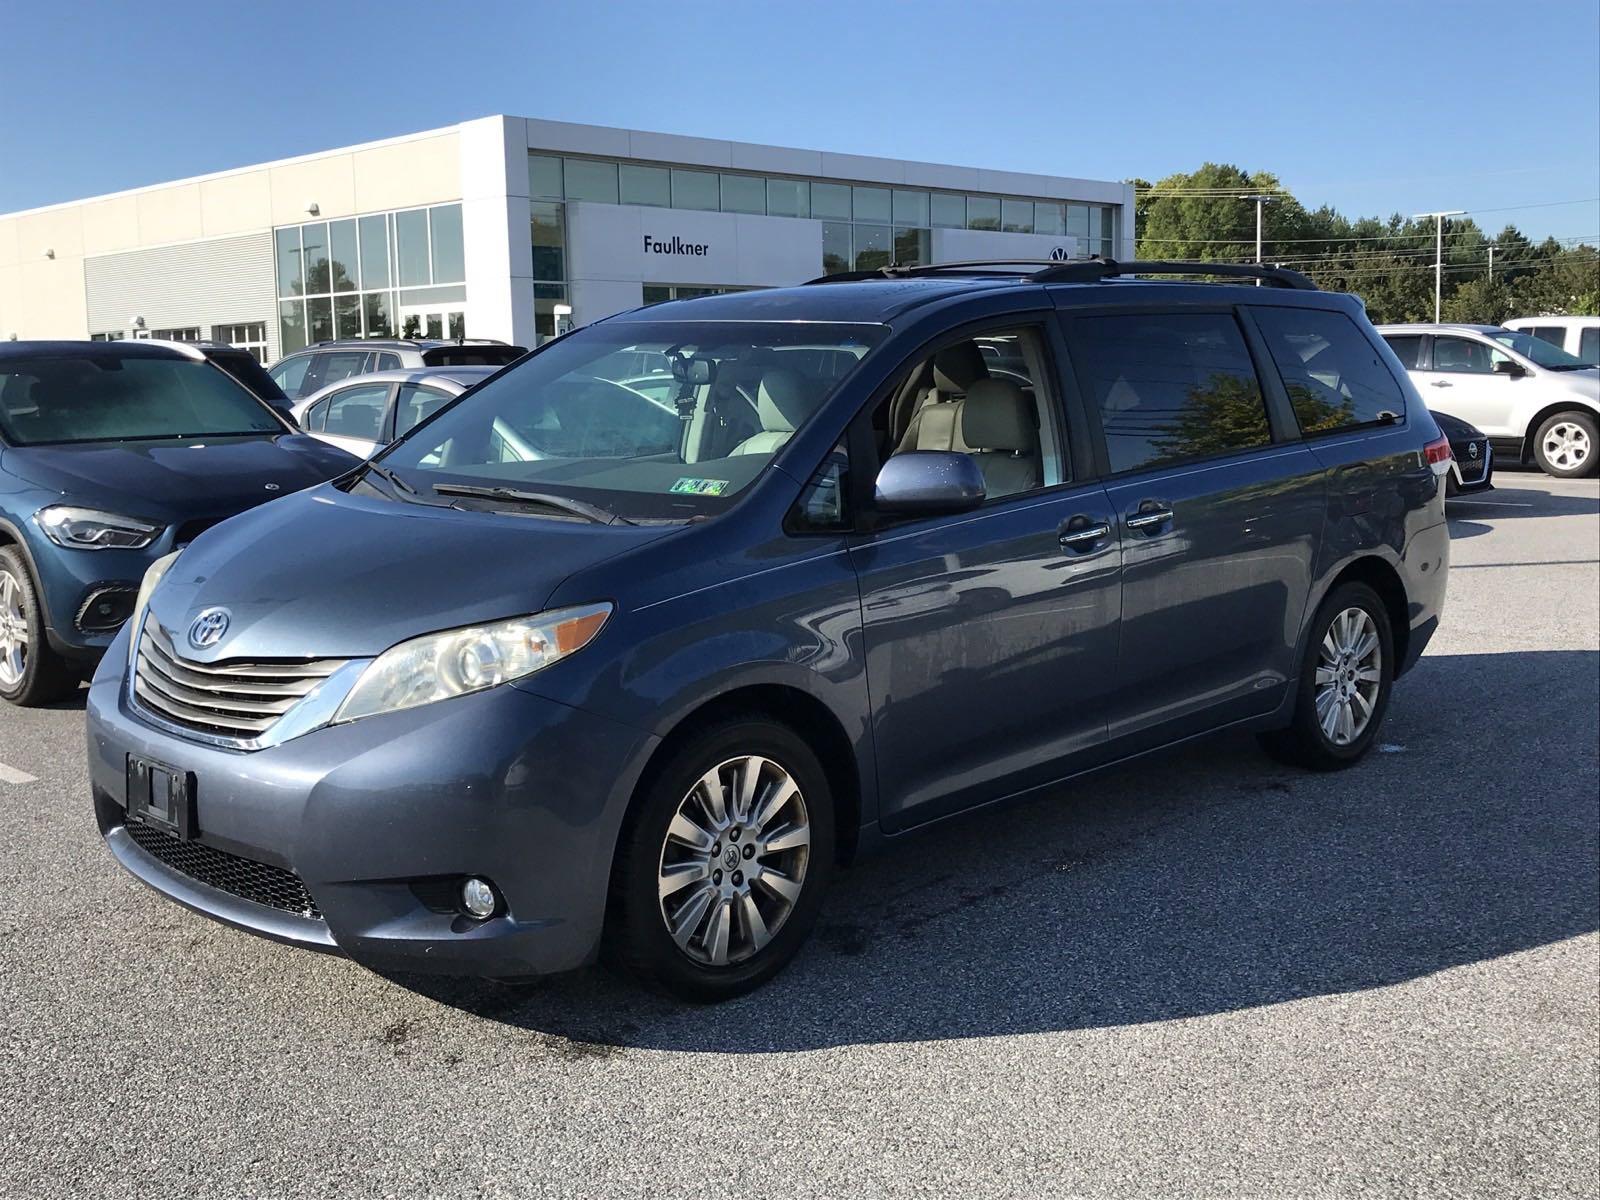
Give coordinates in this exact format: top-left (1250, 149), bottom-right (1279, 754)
top-left (643, 235), bottom-right (710, 257)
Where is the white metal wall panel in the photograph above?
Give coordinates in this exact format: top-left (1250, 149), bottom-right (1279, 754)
top-left (83, 232), bottom-right (279, 357)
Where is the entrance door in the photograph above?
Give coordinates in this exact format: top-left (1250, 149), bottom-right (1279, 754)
top-left (399, 307), bottom-right (467, 340)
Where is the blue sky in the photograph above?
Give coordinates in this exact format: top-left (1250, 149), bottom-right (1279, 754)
top-left (2, 0), bottom-right (1596, 242)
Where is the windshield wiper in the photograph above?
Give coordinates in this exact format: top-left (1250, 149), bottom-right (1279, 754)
top-left (362, 461), bottom-right (418, 496)
top-left (433, 483), bottom-right (632, 525)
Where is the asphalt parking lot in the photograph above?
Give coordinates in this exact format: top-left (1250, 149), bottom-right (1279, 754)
top-left (2, 471), bottom-right (1596, 1199)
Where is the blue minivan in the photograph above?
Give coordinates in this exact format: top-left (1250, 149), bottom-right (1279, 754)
top-left (0, 340), bottom-right (358, 705)
top-left (86, 261), bottom-right (1452, 1000)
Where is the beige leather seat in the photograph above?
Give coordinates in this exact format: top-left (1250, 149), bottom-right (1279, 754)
top-left (730, 370), bottom-right (820, 455)
top-left (958, 379), bottom-right (1041, 498)
top-left (895, 341), bottom-right (990, 453)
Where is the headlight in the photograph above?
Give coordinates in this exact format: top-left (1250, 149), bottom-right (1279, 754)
top-left (333, 603), bottom-right (613, 724)
top-left (36, 505), bottom-right (162, 550)
top-left (129, 551), bottom-right (182, 635)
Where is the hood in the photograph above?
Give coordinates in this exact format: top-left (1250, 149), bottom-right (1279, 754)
top-left (3, 434), bottom-right (359, 523)
top-left (146, 483), bottom-right (678, 661)
top-left (1428, 409), bottom-right (1482, 440)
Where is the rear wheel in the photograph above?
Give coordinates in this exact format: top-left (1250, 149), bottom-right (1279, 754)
top-left (1259, 582), bottom-right (1393, 771)
top-left (0, 548), bottom-right (78, 707)
top-left (606, 718), bottom-right (834, 1001)
top-left (1533, 410), bottom-right (1598, 478)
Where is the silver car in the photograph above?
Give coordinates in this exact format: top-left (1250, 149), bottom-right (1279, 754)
top-left (292, 366), bottom-right (500, 458)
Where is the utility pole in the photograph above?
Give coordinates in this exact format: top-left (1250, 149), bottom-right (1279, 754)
top-left (1244, 194), bottom-right (1276, 284)
top-left (1414, 210), bottom-right (1466, 322)
top-left (1487, 243), bottom-right (1497, 281)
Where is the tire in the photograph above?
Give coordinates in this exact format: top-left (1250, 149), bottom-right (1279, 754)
top-left (0, 547), bottom-right (79, 707)
top-left (605, 717), bottom-right (834, 1002)
top-left (1258, 581), bottom-right (1394, 771)
top-left (1532, 410), bottom-right (1599, 478)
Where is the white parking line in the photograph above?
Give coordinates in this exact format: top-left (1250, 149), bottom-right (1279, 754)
top-left (0, 761), bottom-right (37, 785)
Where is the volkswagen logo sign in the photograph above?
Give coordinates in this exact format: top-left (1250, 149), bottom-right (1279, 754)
top-left (187, 607), bottom-right (231, 650)
top-left (1050, 246), bottom-right (1071, 261)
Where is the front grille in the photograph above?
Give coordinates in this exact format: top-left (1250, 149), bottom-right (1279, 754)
top-left (123, 816), bottom-right (323, 920)
top-left (1457, 442), bottom-right (1488, 482)
top-left (133, 616), bottom-right (346, 741)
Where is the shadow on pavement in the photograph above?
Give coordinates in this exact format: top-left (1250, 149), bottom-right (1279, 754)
top-left (395, 649), bottom-right (1600, 1051)
top-left (1447, 484), bottom-right (1599, 520)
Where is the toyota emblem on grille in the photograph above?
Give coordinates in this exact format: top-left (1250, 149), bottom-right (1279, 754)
top-left (188, 607), bottom-right (231, 649)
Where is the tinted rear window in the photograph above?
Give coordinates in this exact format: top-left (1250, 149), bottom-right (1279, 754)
top-left (1254, 307), bottom-right (1406, 434)
top-left (207, 349), bottom-right (287, 402)
top-left (1381, 335), bottom-right (1424, 369)
top-left (1067, 312), bottom-right (1271, 473)
top-left (421, 345), bottom-right (526, 367)
top-left (1580, 327), bottom-right (1599, 365)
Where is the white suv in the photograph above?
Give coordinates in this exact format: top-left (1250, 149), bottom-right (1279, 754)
top-left (1377, 324), bottom-right (1600, 478)
top-left (1503, 316), bottom-right (1600, 366)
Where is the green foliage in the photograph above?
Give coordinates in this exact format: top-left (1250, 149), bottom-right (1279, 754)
top-left (1134, 166), bottom-right (1598, 323)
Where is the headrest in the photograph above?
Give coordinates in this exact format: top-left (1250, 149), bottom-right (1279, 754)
top-left (961, 379), bottom-right (1035, 451)
top-left (932, 341), bottom-right (988, 393)
top-left (756, 369), bottom-right (819, 433)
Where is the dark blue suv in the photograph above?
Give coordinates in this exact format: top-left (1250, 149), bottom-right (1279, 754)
top-left (86, 261), bottom-right (1451, 1000)
top-left (0, 341), bottom-right (359, 705)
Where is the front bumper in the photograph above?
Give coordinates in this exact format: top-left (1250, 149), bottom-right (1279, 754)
top-left (87, 626), bottom-right (659, 977)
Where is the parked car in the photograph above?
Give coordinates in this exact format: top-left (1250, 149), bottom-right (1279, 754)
top-left (0, 340), bottom-right (360, 705)
top-left (1376, 323), bottom-right (1600, 477)
top-left (88, 260), bottom-right (1451, 1001)
top-left (293, 366), bottom-right (501, 459)
top-left (268, 339), bottom-right (526, 401)
top-left (1430, 410), bottom-right (1494, 494)
top-left (1502, 316), bottom-right (1600, 366)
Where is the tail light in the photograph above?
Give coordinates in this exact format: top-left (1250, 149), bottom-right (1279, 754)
top-left (1423, 434), bottom-right (1453, 477)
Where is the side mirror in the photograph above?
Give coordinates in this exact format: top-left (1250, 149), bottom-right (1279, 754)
top-left (874, 451), bottom-right (986, 516)
top-left (1492, 358), bottom-right (1526, 377)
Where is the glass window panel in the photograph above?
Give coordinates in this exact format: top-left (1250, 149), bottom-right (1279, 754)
top-left (425, 314), bottom-right (444, 339)
top-left (766, 178), bottom-right (809, 218)
top-left (274, 227), bottom-right (303, 296)
top-left (1254, 306), bottom-right (1406, 434)
top-left (642, 285), bottom-right (672, 306)
top-left (967, 196), bottom-right (1001, 231)
top-left (853, 186), bottom-right (890, 223)
top-left (358, 214), bottom-right (389, 289)
top-left (1088, 206), bottom-right (1103, 242)
top-left (812, 182), bottom-right (851, 220)
top-left (1002, 199), bottom-right (1034, 233)
top-left (531, 202), bottom-right (565, 282)
top-left (333, 293), bottom-right (361, 338)
top-left (894, 227), bottom-right (931, 266)
top-left (300, 222), bottom-right (329, 294)
top-left (930, 193), bottom-right (966, 228)
top-left (853, 224), bottom-right (891, 271)
top-left (563, 158), bottom-right (619, 203)
top-left (278, 299), bottom-right (306, 354)
top-left (395, 285), bottom-right (465, 306)
top-left (394, 209), bottom-right (430, 287)
top-left (362, 291), bottom-right (394, 339)
top-left (323, 382), bottom-right (389, 440)
top-left (528, 155), bottom-right (563, 200)
top-left (721, 174), bottom-right (765, 214)
top-left (448, 312), bottom-right (466, 340)
top-left (671, 168), bottom-right (720, 211)
top-left (395, 384), bottom-right (455, 436)
top-left (892, 190), bottom-right (929, 226)
top-left (307, 297), bottom-right (333, 344)
top-left (619, 164), bottom-right (670, 207)
top-left (822, 223), bottom-right (852, 275)
top-left (533, 284), bottom-right (566, 345)
top-left (533, 283), bottom-right (566, 300)
top-left (1066, 204), bottom-right (1090, 239)
top-left (429, 204), bottom-right (464, 283)
top-left (1034, 202), bottom-right (1065, 237)
top-left (328, 220), bottom-right (358, 292)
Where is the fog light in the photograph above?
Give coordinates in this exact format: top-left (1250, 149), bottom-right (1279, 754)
top-left (461, 877), bottom-right (497, 919)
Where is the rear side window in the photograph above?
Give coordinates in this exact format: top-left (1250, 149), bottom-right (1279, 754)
top-left (1527, 326), bottom-right (1566, 347)
top-left (394, 384), bottom-right (453, 436)
top-left (318, 351), bottom-right (371, 387)
top-left (1067, 312), bottom-right (1270, 473)
top-left (1253, 307), bottom-right (1406, 435)
top-left (1579, 328), bottom-right (1599, 364)
top-left (421, 345), bottom-right (526, 367)
top-left (271, 354), bottom-right (312, 397)
top-left (1382, 335), bottom-right (1424, 369)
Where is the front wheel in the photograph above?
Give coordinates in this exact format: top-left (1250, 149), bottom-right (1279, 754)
top-left (606, 718), bottom-right (834, 1001)
top-left (0, 548), bottom-right (79, 707)
top-left (1533, 410), bottom-right (1598, 478)
top-left (1259, 582), bottom-right (1394, 771)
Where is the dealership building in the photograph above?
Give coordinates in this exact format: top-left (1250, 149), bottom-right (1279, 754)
top-left (0, 115), bottom-right (1135, 361)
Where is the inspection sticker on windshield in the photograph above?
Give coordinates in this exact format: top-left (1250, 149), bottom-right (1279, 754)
top-left (670, 478), bottom-right (729, 496)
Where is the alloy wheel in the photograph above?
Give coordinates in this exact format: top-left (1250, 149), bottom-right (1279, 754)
top-left (657, 755), bottom-right (811, 967)
top-left (1542, 421), bottom-right (1592, 471)
top-left (1314, 606), bottom-right (1382, 746)
top-left (0, 569), bottom-right (28, 689)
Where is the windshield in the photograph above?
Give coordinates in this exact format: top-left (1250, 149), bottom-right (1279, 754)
top-left (1486, 329), bottom-right (1591, 369)
top-left (379, 320), bottom-right (884, 518)
top-left (0, 352), bottom-right (285, 446)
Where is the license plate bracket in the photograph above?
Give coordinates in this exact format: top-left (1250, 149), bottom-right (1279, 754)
top-left (126, 755), bottom-right (197, 840)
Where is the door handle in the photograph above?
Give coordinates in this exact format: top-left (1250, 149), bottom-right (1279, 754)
top-left (1058, 521), bottom-right (1111, 550)
top-left (1126, 507), bottom-right (1174, 531)
top-left (1430, 380), bottom-right (1453, 388)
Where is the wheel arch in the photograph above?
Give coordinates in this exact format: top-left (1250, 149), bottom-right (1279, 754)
top-left (1520, 398), bottom-right (1600, 463)
top-left (1318, 555), bottom-right (1411, 676)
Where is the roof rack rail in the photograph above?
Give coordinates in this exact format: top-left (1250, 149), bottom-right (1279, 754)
top-left (804, 256), bottom-right (1318, 291)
